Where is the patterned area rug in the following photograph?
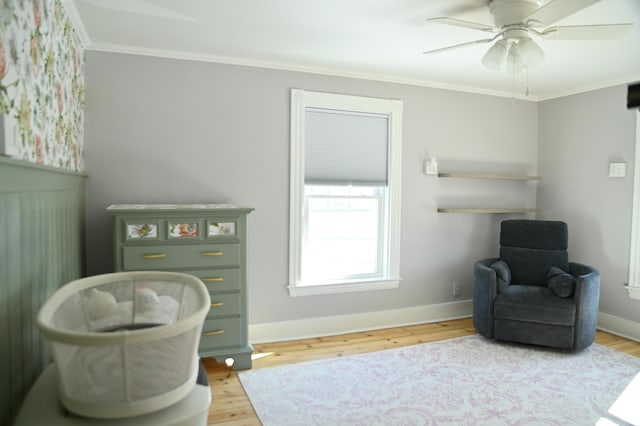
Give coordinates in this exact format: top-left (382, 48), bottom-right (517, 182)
top-left (239, 335), bottom-right (640, 425)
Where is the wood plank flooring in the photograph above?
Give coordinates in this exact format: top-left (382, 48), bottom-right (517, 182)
top-left (204, 318), bottom-right (640, 425)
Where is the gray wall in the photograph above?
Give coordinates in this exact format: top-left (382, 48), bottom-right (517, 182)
top-left (537, 85), bottom-right (640, 323)
top-left (84, 51), bottom-right (539, 325)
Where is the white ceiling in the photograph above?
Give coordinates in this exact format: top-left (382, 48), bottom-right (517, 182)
top-left (65, 0), bottom-right (640, 100)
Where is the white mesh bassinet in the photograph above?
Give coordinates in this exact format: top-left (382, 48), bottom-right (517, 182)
top-left (37, 271), bottom-right (211, 419)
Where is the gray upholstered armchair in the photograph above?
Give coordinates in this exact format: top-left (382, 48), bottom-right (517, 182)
top-left (473, 220), bottom-right (600, 351)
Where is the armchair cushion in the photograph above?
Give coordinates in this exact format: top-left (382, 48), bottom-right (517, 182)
top-left (490, 260), bottom-right (511, 292)
top-left (500, 247), bottom-right (569, 286)
top-left (500, 220), bottom-right (568, 249)
top-left (494, 285), bottom-right (576, 326)
top-left (546, 266), bottom-right (577, 298)
top-left (499, 220), bottom-right (569, 286)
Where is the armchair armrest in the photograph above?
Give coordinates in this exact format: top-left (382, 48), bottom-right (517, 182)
top-left (473, 258), bottom-right (500, 338)
top-left (570, 262), bottom-right (601, 350)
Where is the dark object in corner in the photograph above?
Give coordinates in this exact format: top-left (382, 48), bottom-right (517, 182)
top-left (629, 82), bottom-right (640, 109)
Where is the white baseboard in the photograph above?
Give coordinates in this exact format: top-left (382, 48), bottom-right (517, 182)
top-left (598, 312), bottom-right (640, 343)
top-left (249, 303), bottom-right (639, 344)
top-left (249, 300), bottom-right (473, 343)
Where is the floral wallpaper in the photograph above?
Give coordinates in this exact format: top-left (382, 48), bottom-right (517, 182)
top-left (0, 0), bottom-right (84, 172)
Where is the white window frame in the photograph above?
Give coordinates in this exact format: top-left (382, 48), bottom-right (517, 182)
top-left (627, 110), bottom-right (640, 300)
top-left (288, 89), bottom-right (402, 297)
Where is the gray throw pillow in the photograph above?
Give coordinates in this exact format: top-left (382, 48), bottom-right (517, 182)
top-left (546, 266), bottom-right (576, 297)
top-left (490, 260), bottom-right (511, 293)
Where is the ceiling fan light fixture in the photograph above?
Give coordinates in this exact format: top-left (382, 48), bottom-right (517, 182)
top-left (423, 0), bottom-right (633, 79)
top-left (506, 44), bottom-right (525, 74)
top-left (518, 37), bottom-right (545, 68)
top-left (481, 39), bottom-right (509, 71)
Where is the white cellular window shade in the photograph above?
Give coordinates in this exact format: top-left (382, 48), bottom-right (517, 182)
top-left (305, 108), bottom-right (389, 186)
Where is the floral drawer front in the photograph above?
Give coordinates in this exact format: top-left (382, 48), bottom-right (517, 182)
top-left (208, 222), bottom-right (236, 237)
top-left (126, 223), bottom-right (158, 240)
top-left (169, 222), bottom-right (198, 238)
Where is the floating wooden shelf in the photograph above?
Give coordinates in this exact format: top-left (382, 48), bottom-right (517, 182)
top-left (437, 208), bottom-right (539, 214)
top-left (435, 170), bottom-right (540, 214)
top-left (437, 172), bottom-right (541, 181)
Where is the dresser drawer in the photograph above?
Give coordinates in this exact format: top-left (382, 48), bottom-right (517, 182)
top-left (207, 293), bottom-right (240, 318)
top-left (122, 243), bottom-right (240, 270)
top-left (200, 318), bottom-right (243, 349)
top-left (185, 268), bottom-right (241, 293)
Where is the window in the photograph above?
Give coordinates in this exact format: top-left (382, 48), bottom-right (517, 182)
top-left (627, 110), bottom-right (640, 300)
top-left (289, 89), bottom-right (402, 296)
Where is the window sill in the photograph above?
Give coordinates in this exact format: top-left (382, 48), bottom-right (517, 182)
top-left (288, 278), bottom-right (401, 297)
top-left (626, 285), bottom-right (640, 300)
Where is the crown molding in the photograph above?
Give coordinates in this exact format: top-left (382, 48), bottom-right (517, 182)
top-left (60, 0), bottom-right (91, 47)
top-left (537, 73), bottom-right (640, 101)
top-left (80, 41), bottom-right (638, 102)
top-left (84, 42), bottom-right (543, 102)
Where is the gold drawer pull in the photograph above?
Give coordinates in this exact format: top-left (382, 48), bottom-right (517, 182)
top-left (210, 302), bottom-right (224, 308)
top-left (201, 251), bottom-right (223, 257)
top-left (204, 329), bottom-right (225, 336)
top-left (202, 277), bottom-right (224, 283)
top-left (143, 253), bottom-right (166, 259)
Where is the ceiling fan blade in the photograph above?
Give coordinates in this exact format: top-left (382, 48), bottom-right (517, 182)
top-left (423, 37), bottom-right (495, 55)
top-left (444, 3), bottom-right (489, 17)
top-left (540, 23), bottom-right (633, 40)
top-left (427, 17), bottom-right (496, 32)
top-left (524, 0), bottom-right (601, 26)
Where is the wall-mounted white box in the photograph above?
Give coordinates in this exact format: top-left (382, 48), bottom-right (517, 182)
top-left (609, 162), bottom-right (627, 178)
top-left (424, 158), bottom-right (438, 175)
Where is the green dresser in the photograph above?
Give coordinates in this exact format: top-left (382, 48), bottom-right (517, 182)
top-left (107, 204), bottom-right (254, 370)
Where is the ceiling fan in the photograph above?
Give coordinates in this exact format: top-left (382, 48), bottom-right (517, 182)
top-left (423, 0), bottom-right (633, 73)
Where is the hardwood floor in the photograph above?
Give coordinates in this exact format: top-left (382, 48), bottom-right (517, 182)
top-left (204, 318), bottom-right (640, 425)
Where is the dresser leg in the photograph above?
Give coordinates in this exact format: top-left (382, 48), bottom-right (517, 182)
top-left (230, 352), bottom-right (253, 371)
top-left (210, 344), bottom-right (254, 370)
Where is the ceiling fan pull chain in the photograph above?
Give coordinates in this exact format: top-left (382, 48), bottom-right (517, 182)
top-left (526, 69), bottom-right (530, 97)
top-left (511, 56), bottom-right (516, 106)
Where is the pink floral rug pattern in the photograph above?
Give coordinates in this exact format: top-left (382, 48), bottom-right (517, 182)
top-left (239, 335), bottom-right (640, 425)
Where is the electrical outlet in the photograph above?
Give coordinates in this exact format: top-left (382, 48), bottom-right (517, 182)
top-left (453, 281), bottom-right (461, 296)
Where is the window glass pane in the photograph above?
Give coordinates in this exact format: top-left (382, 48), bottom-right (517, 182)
top-left (301, 185), bottom-right (383, 282)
